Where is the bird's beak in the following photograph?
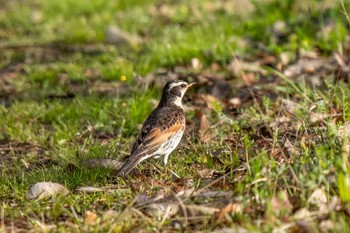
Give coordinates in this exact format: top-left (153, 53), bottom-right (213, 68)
top-left (187, 82), bottom-right (196, 88)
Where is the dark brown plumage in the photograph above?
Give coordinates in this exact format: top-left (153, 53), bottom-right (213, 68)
top-left (117, 80), bottom-right (195, 177)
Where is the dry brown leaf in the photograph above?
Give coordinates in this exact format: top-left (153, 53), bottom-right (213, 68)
top-left (192, 94), bottom-right (223, 110)
top-left (319, 220), bottom-right (335, 233)
top-left (199, 113), bottom-right (214, 143)
top-left (105, 25), bottom-right (143, 47)
top-left (191, 57), bottom-right (202, 70)
top-left (283, 58), bottom-right (327, 77)
top-left (309, 112), bottom-right (330, 123)
top-left (334, 53), bottom-right (350, 71)
top-left (269, 115), bottom-right (291, 129)
top-left (293, 207), bottom-right (312, 220)
top-left (197, 168), bottom-right (216, 178)
top-left (228, 58), bottom-right (265, 77)
top-left (242, 73), bottom-right (255, 86)
top-left (85, 211), bottom-right (98, 224)
top-left (228, 97), bottom-right (241, 108)
top-left (27, 182), bottom-right (69, 200)
top-left (103, 210), bottom-right (118, 220)
top-left (212, 203), bottom-right (243, 224)
top-left (285, 138), bottom-right (301, 157)
top-left (307, 188), bottom-right (327, 211)
top-left (210, 62), bottom-right (221, 71)
top-left (258, 55), bottom-right (277, 66)
top-left (266, 190), bottom-right (293, 220)
top-left (281, 99), bottom-right (302, 113)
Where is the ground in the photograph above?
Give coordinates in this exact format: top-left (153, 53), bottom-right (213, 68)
top-left (1, 0), bottom-right (350, 232)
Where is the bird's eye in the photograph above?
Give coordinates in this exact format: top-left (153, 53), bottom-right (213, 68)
top-left (180, 84), bottom-right (186, 88)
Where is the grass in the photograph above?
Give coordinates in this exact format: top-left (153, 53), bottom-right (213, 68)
top-left (1, 0), bottom-right (350, 232)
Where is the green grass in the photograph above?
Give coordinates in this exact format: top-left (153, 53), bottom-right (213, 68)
top-left (1, 0), bottom-right (350, 232)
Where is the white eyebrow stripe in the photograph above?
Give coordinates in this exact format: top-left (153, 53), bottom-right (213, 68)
top-left (169, 82), bottom-right (187, 89)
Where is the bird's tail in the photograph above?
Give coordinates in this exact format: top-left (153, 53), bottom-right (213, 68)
top-left (117, 154), bottom-right (146, 177)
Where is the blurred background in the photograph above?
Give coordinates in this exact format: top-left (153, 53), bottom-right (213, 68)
top-left (1, 0), bottom-right (348, 93)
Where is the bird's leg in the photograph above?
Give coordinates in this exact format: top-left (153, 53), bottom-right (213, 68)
top-left (163, 153), bottom-right (180, 178)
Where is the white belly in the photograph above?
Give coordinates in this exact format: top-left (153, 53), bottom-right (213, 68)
top-left (154, 130), bottom-right (184, 164)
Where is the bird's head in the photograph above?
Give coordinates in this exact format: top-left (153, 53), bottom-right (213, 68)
top-left (161, 80), bottom-right (196, 107)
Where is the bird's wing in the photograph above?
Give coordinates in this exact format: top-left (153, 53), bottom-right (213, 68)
top-left (117, 107), bottom-right (184, 176)
top-left (131, 107), bottom-right (184, 155)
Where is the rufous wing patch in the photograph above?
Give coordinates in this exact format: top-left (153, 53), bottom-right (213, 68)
top-left (145, 123), bottom-right (184, 147)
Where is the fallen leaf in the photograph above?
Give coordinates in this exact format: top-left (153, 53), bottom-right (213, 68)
top-left (307, 188), bottom-right (327, 211)
top-left (198, 113), bottom-right (214, 143)
top-left (284, 138), bottom-right (301, 157)
top-left (105, 26), bottom-right (143, 47)
top-left (283, 58), bottom-right (327, 78)
top-left (191, 57), bottom-right (202, 70)
top-left (197, 168), bottom-right (216, 178)
top-left (228, 58), bottom-right (265, 77)
top-left (281, 99), bottom-right (302, 113)
top-left (279, 52), bottom-right (291, 67)
top-left (242, 73), bottom-right (255, 86)
top-left (266, 190), bottom-right (293, 220)
top-left (334, 53), bottom-right (350, 72)
top-left (228, 97), bottom-right (241, 108)
top-left (212, 203), bottom-right (243, 224)
top-left (309, 112), bottom-right (331, 123)
top-left (103, 210), bottom-right (118, 220)
top-left (293, 207), bottom-right (312, 220)
top-left (27, 182), bottom-right (69, 200)
top-left (272, 20), bottom-right (289, 38)
top-left (85, 211), bottom-right (98, 224)
top-left (319, 220), bottom-right (335, 233)
top-left (192, 94), bottom-right (223, 111)
top-left (269, 115), bottom-right (291, 129)
top-left (210, 62), bottom-right (221, 71)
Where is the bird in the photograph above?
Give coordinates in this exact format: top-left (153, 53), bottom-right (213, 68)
top-left (117, 79), bottom-right (195, 177)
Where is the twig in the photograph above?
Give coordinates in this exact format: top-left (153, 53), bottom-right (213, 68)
top-left (172, 191), bottom-right (188, 228)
